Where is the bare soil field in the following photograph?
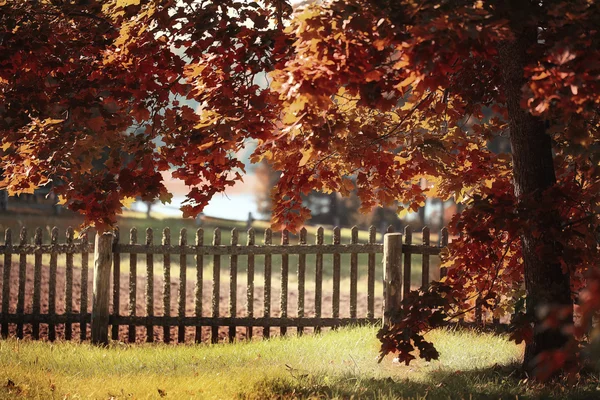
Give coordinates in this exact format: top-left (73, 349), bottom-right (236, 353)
top-left (1, 262), bottom-right (383, 343)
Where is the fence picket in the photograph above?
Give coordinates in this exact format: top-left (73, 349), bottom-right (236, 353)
top-left (194, 228), bottom-right (204, 343)
top-left (475, 297), bottom-right (483, 325)
top-left (422, 227), bottom-right (430, 290)
top-left (403, 226), bottom-right (412, 300)
top-left (65, 227), bottom-right (74, 340)
top-left (246, 228), bottom-right (255, 339)
top-left (1, 229), bottom-right (12, 338)
top-left (263, 228), bottom-right (272, 338)
top-left (32, 228), bottom-right (42, 339)
top-left (80, 232), bottom-right (89, 341)
top-left (332, 227), bottom-right (340, 321)
top-left (350, 227), bottom-right (358, 319)
top-left (16, 228), bottom-right (27, 339)
top-left (211, 228), bottom-right (221, 344)
top-left (367, 226), bottom-right (376, 319)
top-left (162, 228), bottom-right (171, 343)
top-left (229, 228), bottom-right (238, 342)
top-left (383, 233), bottom-right (403, 326)
top-left (297, 228), bottom-right (307, 336)
top-left (178, 228), bottom-right (187, 343)
top-left (91, 233), bottom-right (113, 345)
top-left (440, 228), bottom-right (449, 278)
top-left (315, 227), bottom-right (323, 334)
top-left (48, 227), bottom-right (58, 341)
top-left (145, 228), bottom-right (154, 343)
top-left (112, 227), bottom-right (120, 341)
top-left (280, 230), bottom-right (289, 336)
top-left (128, 228), bottom-right (137, 342)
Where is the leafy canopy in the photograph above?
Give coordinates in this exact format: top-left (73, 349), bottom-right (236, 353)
top-left (1, 0), bottom-right (599, 376)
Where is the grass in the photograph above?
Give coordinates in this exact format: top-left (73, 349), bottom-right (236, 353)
top-left (0, 326), bottom-right (598, 399)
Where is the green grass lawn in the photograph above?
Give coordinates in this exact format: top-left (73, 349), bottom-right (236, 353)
top-left (0, 326), bottom-right (597, 399)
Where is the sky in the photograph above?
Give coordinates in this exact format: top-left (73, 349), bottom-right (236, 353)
top-left (133, 0), bottom-right (313, 221)
top-left (138, 169), bottom-right (264, 221)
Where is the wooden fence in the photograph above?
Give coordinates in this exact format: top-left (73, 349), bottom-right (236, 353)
top-left (0, 225), bottom-right (449, 344)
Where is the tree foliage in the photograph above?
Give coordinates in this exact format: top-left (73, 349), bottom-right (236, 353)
top-left (1, 0), bottom-right (599, 378)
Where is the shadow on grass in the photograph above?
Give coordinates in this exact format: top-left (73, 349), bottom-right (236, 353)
top-left (238, 362), bottom-right (600, 400)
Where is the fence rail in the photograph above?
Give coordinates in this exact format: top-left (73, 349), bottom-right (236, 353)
top-left (0, 224), bottom-right (452, 345)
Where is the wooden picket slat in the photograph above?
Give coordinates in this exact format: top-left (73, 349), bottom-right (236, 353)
top-left (367, 226), bottom-right (376, 319)
top-left (263, 228), bottom-right (272, 339)
top-left (350, 226), bottom-right (358, 319)
top-left (440, 228), bottom-right (449, 278)
top-left (297, 228), bottom-right (307, 336)
top-left (246, 228), bottom-right (255, 339)
top-left (384, 232), bottom-right (403, 326)
top-left (16, 228), bottom-right (26, 338)
top-left (229, 228), bottom-right (238, 342)
top-left (1, 229), bottom-right (12, 338)
top-left (178, 228), bottom-right (187, 343)
top-left (80, 232), bottom-right (89, 341)
top-left (211, 228), bottom-right (221, 344)
top-left (421, 227), bottom-right (430, 289)
top-left (315, 227), bottom-right (323, 334)
top-left (112, 227), bottom-right (121, 341)
top-left (65, 227), bottom-right (74, 340)
top-left (48, 227), bottom-right (58, 341)
top-left (145, 228), bottom-right (154, 343)
top-left (194, 228), bottom-right (204, 343)
top-left (162, 228), bottom-right (171, 343)
top-left (403, 226), bottom-right (412, 300)
top-left (280, 230), bottom-right (289, 336)
top-left (128, 228), bottom-right (137, 343)
top-left (32, 228), bottom-right (42, 339)
top-left (92, 232), bottom-right (112, 345)
top-left (332, 227), bottom-right (340, 320)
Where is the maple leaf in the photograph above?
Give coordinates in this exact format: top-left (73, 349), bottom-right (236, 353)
top-left (121, 197), bottom-right (136, 209)
top-left (117, 0), bottom-right (141, 8)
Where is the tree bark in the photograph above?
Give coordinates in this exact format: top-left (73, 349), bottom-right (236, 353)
top-left (329, 192), bottom-right (340, 226)
top-left (498, 28), bottom-right (573, 373)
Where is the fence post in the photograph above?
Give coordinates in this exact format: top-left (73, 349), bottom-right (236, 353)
top-left (91, 232), bottom-right (113, 345)
top-left (383, 233), bottom-right (403, 326)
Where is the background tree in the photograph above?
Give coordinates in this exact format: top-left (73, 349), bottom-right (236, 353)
top-left (256, 159), bottom-right (403, 229)
top-left (254, 160), bottom-right (281, 218)
top-left (1, 0), bottom-right (599, 377)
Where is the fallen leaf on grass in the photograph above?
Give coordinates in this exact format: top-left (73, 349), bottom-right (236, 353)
top-left (5, 379), bottom-right (25, 395)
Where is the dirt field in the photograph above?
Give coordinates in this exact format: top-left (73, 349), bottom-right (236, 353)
top-left (0, 262), bottom-right (384, 343)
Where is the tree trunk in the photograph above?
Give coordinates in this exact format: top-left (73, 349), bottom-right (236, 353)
top-left (438, 199), bottom-right (444, 230)
top-left (498, 29), bottom-right (573, 373)
top-left (329, 192), bottom-right (340, 226)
